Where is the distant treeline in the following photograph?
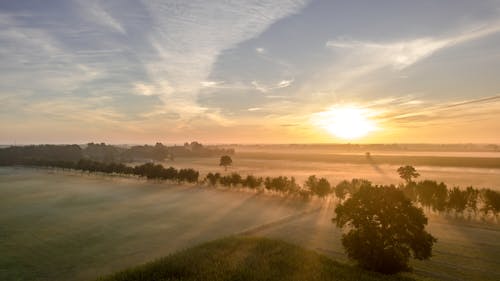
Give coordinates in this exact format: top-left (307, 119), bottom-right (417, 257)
top-left (0, 142), bottom-right (234, 164)
top-left (16, 159), bottom-right (500, 219)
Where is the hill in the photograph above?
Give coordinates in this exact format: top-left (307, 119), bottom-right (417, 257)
top-left (96, 236), bottom-right (427, 281)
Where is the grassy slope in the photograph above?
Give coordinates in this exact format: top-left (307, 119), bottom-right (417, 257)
top-left (96, 236), bottom-right (427, 281)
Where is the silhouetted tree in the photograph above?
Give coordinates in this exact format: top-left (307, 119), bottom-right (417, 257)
top-left (178, 168), bottom-right (199, 183)
top-left (219, 155), bottom-right (232, 171)
top-left (304, 175), bottom-right (318, 191)
top-left (205, 172), bottom-right (221, 186)
top-left (219, 175), bottom-right (232, 187)
top-left (397, 165), bottom-right (420, 184)
top-left (465, 186), bottom-right (479, 215)
top-left (311, 178), bottom-right (332, 197)
top-left (229, 172), bottom-right (242, 186)
top-left (416, 180), bottom-right (448, 212)
top-left (447, 187), bottom-right (468, 214)
top-left (480, 189), bottom-right (500, 217)
top-left (335, 180), bottom-right (350, 202)
top-left (333, 185), bottom-right (436, 274)
top-left (264, 176), bottom-right (299, 194)
top-left (242, 175), bottom-right (262, 189)
top-left (297, 189), bottom-right (312, 200)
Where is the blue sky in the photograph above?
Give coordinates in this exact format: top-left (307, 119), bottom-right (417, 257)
top-left (1, 0), bottom-right (499, 144)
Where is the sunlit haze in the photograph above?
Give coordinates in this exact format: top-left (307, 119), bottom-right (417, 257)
top-left (1, 0), bottom-right (499, 144)
top-left (311, 106), bottom-right (377, 140)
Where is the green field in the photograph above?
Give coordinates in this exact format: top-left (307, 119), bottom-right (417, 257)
top-left (1, 167), bottom-right (499, 281)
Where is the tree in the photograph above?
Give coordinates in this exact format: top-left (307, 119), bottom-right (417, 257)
top-left (447, 187), bottom-right (468, 214)
top-left (480, 189), bottom-right (500, 217)
top-left (304, 175), bottom-right (318, 189)
top-left (205, 172), bottom-right (221, 186)
top-left (219, 155), bottom-right (232, 171)
top-left (465, 186), bottom-right (479, 215)
top-left (334, 180), bottom-right (350, 202)
top-left (333, 185), bottom-right (436, 274)
top-left (397, 165), bottom-right (420, 184)
top-left (229, 172), bottom-right (242, 187)
top-left (310, 177), bottom-right (331, 198)
top-left (242, 175), bottom-right (262, 189)
top-left (415, 180), bottom-right (448, 212)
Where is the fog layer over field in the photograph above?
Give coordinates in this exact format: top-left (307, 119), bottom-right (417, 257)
top-left (0, 168), bottom-right (314, 280)
top-left (167, 152), bottom-right (500, 190)
top-left (1, 167), bottom-right (499, 281)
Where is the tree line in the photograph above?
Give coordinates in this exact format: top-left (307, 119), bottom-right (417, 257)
top-left (4, 157), bottom-right (499, 218)
top-left (0, 143), bottom-right (234, 165)
top-left (26, 159), bottom-right (199, 183)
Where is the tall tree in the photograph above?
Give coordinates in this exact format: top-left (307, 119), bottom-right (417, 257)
top-left (219, 155), bottom-right (233, 171)
top-left (333, 185), bottom-right (436, 274)
top-left (397, 165), bottom-right (420, 184)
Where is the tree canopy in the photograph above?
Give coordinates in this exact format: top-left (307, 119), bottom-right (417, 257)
top-left (397, 165), bottom-right (420, 184)
top-left (219, 155), bottom-right (233, 171)
top-left (333, 185), bottom-right (436, 274)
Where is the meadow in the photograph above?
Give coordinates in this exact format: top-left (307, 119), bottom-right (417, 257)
top-left (1, 157), bottom-right (499, 281)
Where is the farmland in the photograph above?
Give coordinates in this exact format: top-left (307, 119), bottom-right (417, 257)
top-left (1, 162), bottom-right (499, 281)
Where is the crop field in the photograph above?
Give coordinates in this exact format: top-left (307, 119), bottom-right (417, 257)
top-left (1, 163), bottom-right (499, 281)
top-left (167, 149), bottom-right (500, 189)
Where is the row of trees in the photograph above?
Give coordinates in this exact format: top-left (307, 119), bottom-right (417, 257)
top-left (29, 159), bottom-right (199, 183)
top-left (10, 158), bottom-right (500, 217)
top-left (203, 169), bottom-right (499, 218)
top-left (397, 165), bottom-right (499, 217)
top-left (204, 172), bottom-right (334, 199)
top-left (400, 180), bottom-right (499, 217)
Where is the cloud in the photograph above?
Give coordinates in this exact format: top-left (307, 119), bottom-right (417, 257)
top-left (140, 0), bottom-right (308, 121)
top-left (80, 0), bottom-right (126, 34)
top-left (252, 79), bottom-right (294, 93)
top-left (256, 47), bottom-right (266, 54)
top-left (371, 94), bottom-right (500, 128)
top-left (200, 81), bottom-right (223, 88)
top-left (133, 82), bottom-right (159, 96)
top-left (326, 22), bottom-right (500, 70)
top-left (0, 13), bottom-right (105, 94)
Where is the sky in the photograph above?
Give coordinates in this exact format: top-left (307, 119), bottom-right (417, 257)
top-left (1, 0), bottom-right (499, 144)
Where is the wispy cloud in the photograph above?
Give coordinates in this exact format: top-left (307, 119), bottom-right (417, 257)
top-left (372, 94), bottom-right (500, 128)
top-left (138, 0), bottom-right (309, 124)
top-left (252, 79), bottom-right (294, 93)
top-left (326, 22), bottom-right (500, 70)
top-left (80, 0), bottom-right (126, 34)
top-left (247, 107), bottom-right (262, 112)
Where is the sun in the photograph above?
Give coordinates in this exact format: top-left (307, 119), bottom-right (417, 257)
top-left (312, 106), bottom-right (377, 140)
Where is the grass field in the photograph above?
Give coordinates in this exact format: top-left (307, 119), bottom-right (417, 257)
top-left (1, 166), bottom-right (499, 281)
top-left (96, 236), bottom-right (424, 281)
